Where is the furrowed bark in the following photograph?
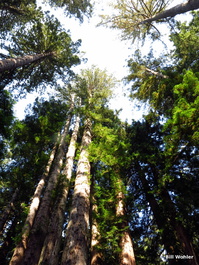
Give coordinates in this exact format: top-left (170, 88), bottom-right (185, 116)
top-left (9, 134), bottom-right (59, 265)
top-left (0, 52), bottom-right (55, 72)
top-left (38, 115), bottom-right (80, 265)
top-left (61, 118), bottom-right (92, 265)
top-left (21, 112), bottom-right (73, 265)
top-left (116, 179), bottom-right (136, 265)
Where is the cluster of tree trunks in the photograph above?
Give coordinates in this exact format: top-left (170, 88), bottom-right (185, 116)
top-left (1, 2), bottom-right (199, 264)
top-left (6, 112), bottom-right (137, 265)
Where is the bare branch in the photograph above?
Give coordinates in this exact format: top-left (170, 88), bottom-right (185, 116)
top-left (145, 67), bottom-right (168, 78)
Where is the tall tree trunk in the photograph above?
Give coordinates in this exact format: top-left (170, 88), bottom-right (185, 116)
top-left (0, 188), bottom-right (19, 234)
top-left (91, 208), bottom-right (102, 265)
top-left (140, 0), bottom-right (199, 24)
top-left (9, 134), bottom-right (59, 265)
top-left (38, 115), bottom-right (80, 265)
top-left (0, 52), bottom-right (55, 72)
top-left (90, 171), bottom-right (103, 265)
top-left (61, 118), bottom-right (92, 265)
top-left (116, 179), bottom-right (136, 265)
top-left (21, 113), bottom-right (72, 265)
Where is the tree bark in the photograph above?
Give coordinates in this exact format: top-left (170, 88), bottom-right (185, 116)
top-left (9, 135), bottom-right (59, 265)
top-left (145, 67), bottom-right (168, 79)
top-left (90, 173), bottom-right (103, 265)
top-left (61, 118), bottom-right (92, 265)
top-left (38, 115), bottom-right (80, 265)
top-left (140, 0), bottom-right (199, 24)
top-left (0, 52), bottom-right (55, 72)
top-left (0, 188), bottom-right (19, 234)
top-left (21, 113), bottom-right (72, 265)
top-left (116, 179), bottom-right (136, 265)
top-left (91, 212), bottom-right (103, 265)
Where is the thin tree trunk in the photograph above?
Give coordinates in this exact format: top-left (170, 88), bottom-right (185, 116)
top-left (140, 0), bottom-right (199, 24)
top-left (0, 52), bottom-right (55, 72)
top-left (61, 118), bottom-right (92, 265)
top-left (145, 67), bottom-right (168, 78)
top-left (116, 179), bottom-right (136, 265)
top-left (38, 115), bottom-right (80, 265)
top-left (9, 134), bottom-right (59, 265)
top-left (0, 188), bottom-right (19, 234)
top-left (91, 211), bottom-right (102, 265)
top-left (21, 113), bottom-right (72, 265)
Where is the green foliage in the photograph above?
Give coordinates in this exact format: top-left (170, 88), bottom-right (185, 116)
top-left (99, 0), bottom-right (170, 42)
top-left (0, 90), bottom-right (14, 138)
top-left (126, 11), bottom-right (199, 120)
top-left (90, 124), bottom-right (119, 165)
top-left (47, 0), bottom-right (92, 22)
top-left (126, 49), bottom-right (177, 117)
top-left (126, 114), bottom-right (199, 261)
top-left (0, 1), bottom-right (41, 37)
top-left (92, 168), bottom-right (124, 264)
top-left (0, 96), bottom-right (69, 241)
top-left (73, 66), bottom-right (115, 110)
top-left (170, 11), bottom-right (199, 72)
top-left (164, 70), bottom-right (199, 152)
top-left (88, 108), bottom-right (132, 264)
top-left (0, 0), bottom-right (92, 38)
top-left (1, 13), bottom-right (81, 93)
top-left (0, 90), bottom-right (15, 169)
top-left (1, 1), bottom-right (199, 264)
top-left (88, 104), bottom-right (130, 168)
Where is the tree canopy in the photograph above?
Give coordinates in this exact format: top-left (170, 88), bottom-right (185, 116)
top-left (99, 0), bottom-right (199, 42)
top-left (0, 1), bottom-right (199, 265)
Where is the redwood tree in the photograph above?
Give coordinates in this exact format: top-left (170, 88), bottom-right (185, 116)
top-left (38, 115), bottom-right (80, 265)
top-left (0, 14), bottom-right (80, 93)
top-left (61, 117), bottom-right (92, 265)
